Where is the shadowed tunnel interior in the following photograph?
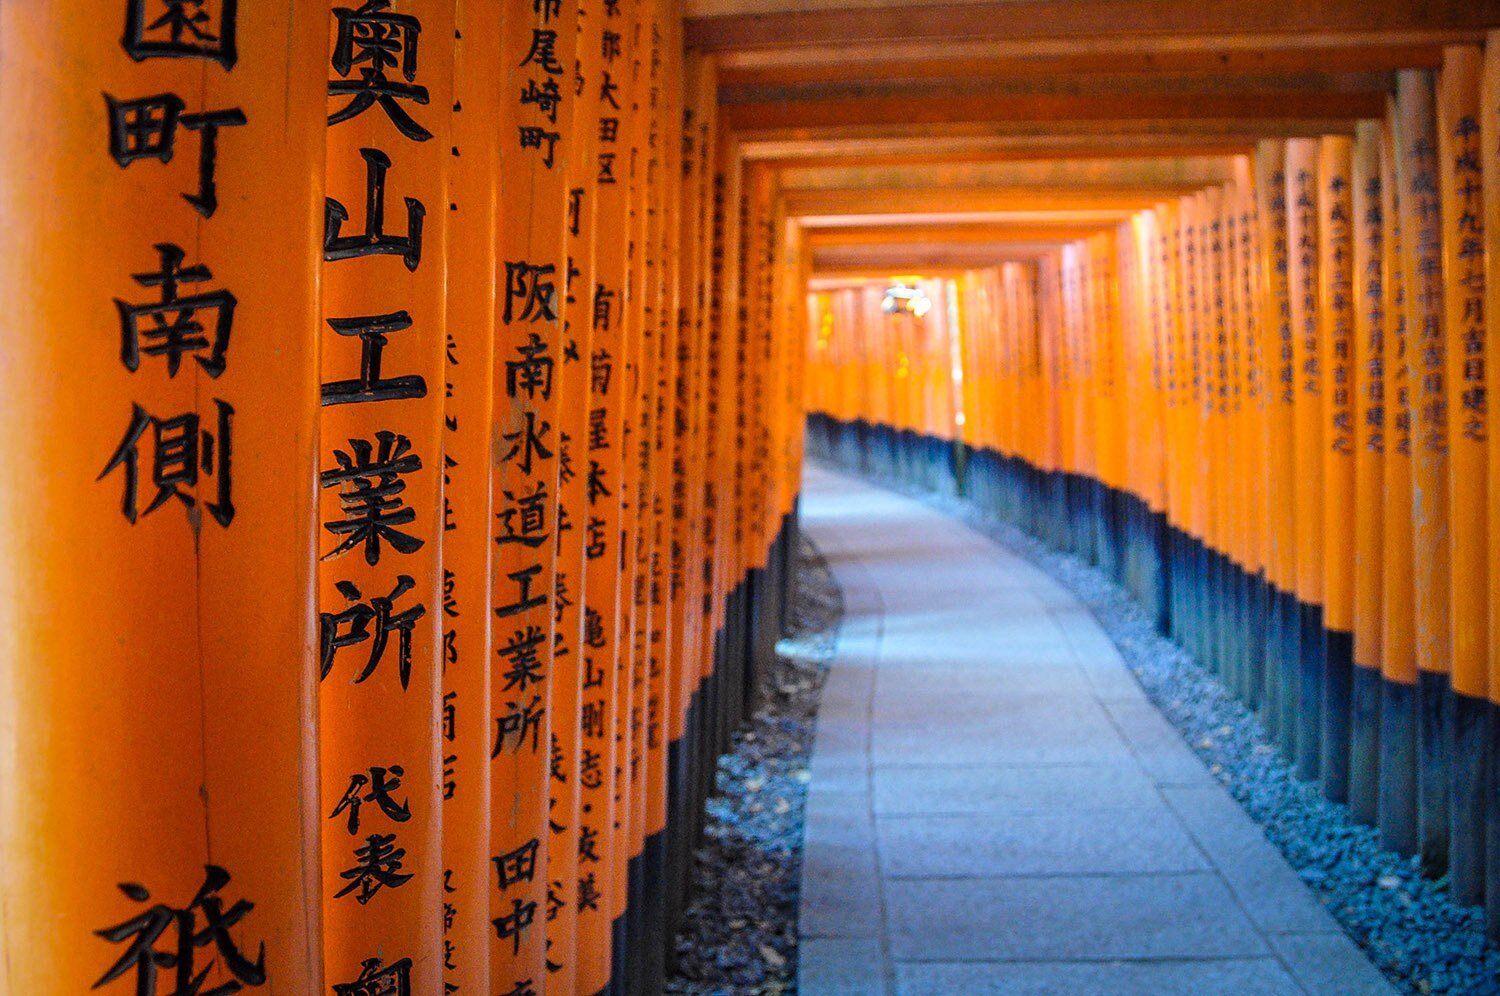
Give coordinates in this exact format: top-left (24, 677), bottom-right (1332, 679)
top-left (2, 2), bottom-right (1500, 994)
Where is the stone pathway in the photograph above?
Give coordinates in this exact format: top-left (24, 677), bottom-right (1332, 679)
top-left (796, 464), bottom-right (1395, 996)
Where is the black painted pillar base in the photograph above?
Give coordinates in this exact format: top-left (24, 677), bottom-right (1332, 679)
top-left (1321, 628), bottom-right (1354, 804)
top-left (1348, 662), bottom-right (1382, 827)
top-left (1296, 600), bottom-right (1324, 782)
top-left (1451, 689), bottom-right (1488, 908)
top-left (1379, 677), bottom-right (1419, 857)
top-left (1417, 669), bottom-right (1452, 879)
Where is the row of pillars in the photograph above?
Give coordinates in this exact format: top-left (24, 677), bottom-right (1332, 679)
top-left (0, 2), bottom-right (809, 994)
top-left (806, 40), bottom-right (1500, 933)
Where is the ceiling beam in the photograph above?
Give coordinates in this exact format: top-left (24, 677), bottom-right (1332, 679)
top-left (798, 209), bottom-right (1143, 227)
top-left (734, 116), bottom-right (1364, 143)
top-left (776, 155), bottom-right (1238, 191)
top-left (715, 36), bottom-right (1451, 86)
top-left (805, 222), bottom-right (1116, 245)
top-left (686, 0), bottom-right (1492, 52)
top-left (720, 70), bottom-right (1395, 105)
top-left (723, 91), bottom-right (1387, 131)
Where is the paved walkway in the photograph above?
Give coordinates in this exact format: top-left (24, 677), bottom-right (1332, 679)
top-left (796, 464), bottom-right (1394, 996)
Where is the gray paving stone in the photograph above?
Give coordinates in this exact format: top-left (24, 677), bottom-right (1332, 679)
top-left (799, 939), bottom-right (887, 995)
top-left (1164, 786), bottom-right (1340, 933)
top-left (877, 806), bottom-right (1210, 878)
top-left (875, 664), bottom-right (1094, 698)
top-left (1103, 699), bottom-right (1218, 787)
top-left (884, 873), bottom-right (1270, 961)
top-left (873, 763), bottom-right (1160, 815)
top-left (1266, 932), bottom-right (1399, 995)
top-left (894, 958), bottom-right (1303, 995)
top-left (872, 697), bottom-right (1135, 767)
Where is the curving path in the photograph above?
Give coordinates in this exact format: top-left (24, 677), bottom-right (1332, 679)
top-left (795, 464), bottom-right (1394, 996)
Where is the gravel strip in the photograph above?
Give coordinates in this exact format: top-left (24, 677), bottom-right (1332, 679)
top-left (901, 482), bottom-right (1500, 996)
top-left (666, 535), bottom-right (843, 995)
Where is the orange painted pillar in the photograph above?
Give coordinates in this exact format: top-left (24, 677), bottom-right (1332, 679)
top-left (1286, 137), bottom-right (1325, 780)
top-left (1380, 105), bottom-right (1420, 857)
top-left (1395, 69), bottom-right (1452, 876)
top-left (1349, 118), bottom-right (1387, 827)
top-left (1483, 30), bottom-right (1500, 933)
top-left (539, 0), bottom-right (606, 986)
top-left (491, 0), bottom-right (579, 985)
top-left (574, 0), bottom-right (636, 987)
top-left (441, 3), bottom-right (502, 993)
top-left (1319, 134), bottom-right (1357, 802)
top-left (1436, 44), bottom-right (1488, 905)
top-left (319, 3), bottom-right (453, 993)
top-left (0, 5), bottom-right (327, 992)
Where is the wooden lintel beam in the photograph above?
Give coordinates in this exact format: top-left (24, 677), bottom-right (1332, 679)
top-left (775, 155), bottom-right (1237, 192)
top-left (735, 117), bottom-right (1362, 145)
top-left (806, 222), bottom-right (1114, 245)
top-left (785, 184), bottom-right (1229, 217)
top-left (719, 70), bottom-right (1396, 106)
top-left (685, 1), bottom-right (1494, 52)
top-left (813, 246), bottom-right (1065, 269)
top-left (798, 209), bottom-right (1141, 227)
top-left (723, 91), bottom-right (1387, 131)
top-left (713, 31), bottom-right (1463, 85)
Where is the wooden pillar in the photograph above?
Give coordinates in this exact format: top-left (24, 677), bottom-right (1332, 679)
top-left (1483, 29), bottom-right (1500, 936)
top-left (574, 0), bottom-right (636, 988)
top-left (1380, 104), bottom-right (1420, 857)
top-left (543, 0), bottom-right (610, 987)
top-left (1395, 69), bottom-right (1452, 877)
top-left (1437, 43), bottom-right (1488, 906)
top-left (1287, 138), bottom-right (1325, 780)
top-left (0, 4), bottom-right (327, 991)
top-left (1350, 118), bottom-right (1387, 828)
top-left (1319, 134), bottom-right (1356, 803)
top-left (491, 0), bottom-right (579, 985)
top-left (318, 3), bottom-right (453, 993)
top-left (441, 3), bottom-right (502, 992)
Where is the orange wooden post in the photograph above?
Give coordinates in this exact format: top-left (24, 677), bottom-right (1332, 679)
top-left (1159, 198), bottom-right (1190, 653)
top-left (0, 5), bottom-right (327, 992)
top-left (1236, 172), bottom-right (1271, 710)
top-left (545, 0), bottom-right (611, 986)
top-left (1437, 43), bottom-right (1488, 905)
top-left (574, 0), bottom-right (639, 987)
top-left (1483, 29), bottom-right (1500, 934)
top-left (1395, 69), bottom-right (1453, 876)
top-left (441, 3), bottom-right (502, 992)
top-left (1286, 137), bottom-right (1325, 780)
top-left (319, 3), bottom-right (453, 993)
top-left (1188, 197), bottom-right (1213, 669)
top-left (1350, 118), bottom-right (1387, 828)
top-left (1380, 105), bottom-right (1420, 857)
top-left (492, 0), bottom-right (579, 985)
top-left (1319, 134), bottom-right (1357, 802)
top-left (611, 2), bottom-right (662, 976)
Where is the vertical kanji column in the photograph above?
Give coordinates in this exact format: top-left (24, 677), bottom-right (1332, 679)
top-left (442, 4), bottom-right (503, 992)
top-left (575, 1), bottom-right (635, 990)
top-left (1437, 43), bottom-right (1487, 906)
top-left (1, 2), bottom-right (327, 991)
top-left (319, 2), bottom-right (453, 993)
top-left (1319, 134), bottom-right (1356, 802)
top-left (1350, 118), bottom-right (1387, 827)
top-left (1286, 138), bottom-right (1325, 780)
top-left (1380, 104), bottom-right (1420, 858)
top-left (1482, 30), bottom-right (1500, 936)
top-left (493, 0), bottom-right (579, 986)
top-left (1395, 69), bottom-right (1452, 876)
top-left (548, 0), bottom-right (609, 987)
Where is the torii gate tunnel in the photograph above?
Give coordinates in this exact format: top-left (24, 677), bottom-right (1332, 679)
top-left (2, 1), bottom-right (1500, 994)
